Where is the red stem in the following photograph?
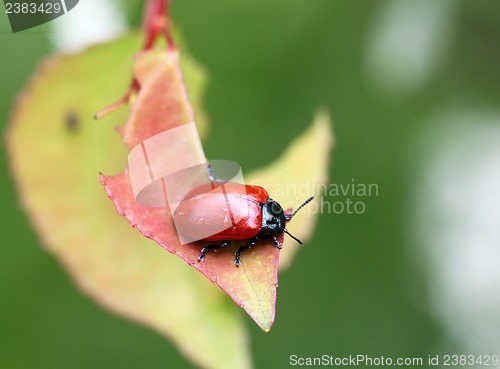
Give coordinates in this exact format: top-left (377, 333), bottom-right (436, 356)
top-left (142, 0), bottom-right (175, 50)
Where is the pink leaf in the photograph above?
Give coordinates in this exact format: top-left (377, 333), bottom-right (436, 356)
top-left (102, 48), bottom-right (280, 331)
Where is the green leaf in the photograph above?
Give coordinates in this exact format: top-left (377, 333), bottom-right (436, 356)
top-left (7, 31), bottom-right (334, 368)
top-left (7, 35), bottom-right (252, 369)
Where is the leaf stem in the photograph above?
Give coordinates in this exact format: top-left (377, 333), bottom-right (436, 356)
top-left (142, 0), bottom-right (175, 51)
top-left (95, 0), bottom-right (175, 119)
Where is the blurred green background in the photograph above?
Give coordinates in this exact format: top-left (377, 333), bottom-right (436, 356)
top-left (1, 0), bottom-right (500, 368)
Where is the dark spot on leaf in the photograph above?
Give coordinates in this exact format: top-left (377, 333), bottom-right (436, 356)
top-left (65, 110), bottom-right (80, 133)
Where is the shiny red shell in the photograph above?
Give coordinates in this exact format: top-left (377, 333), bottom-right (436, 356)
top-left (174, 183), bottom-right (269, 242)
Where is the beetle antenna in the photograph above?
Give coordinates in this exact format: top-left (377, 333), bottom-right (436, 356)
top-left (285, 196), bottom-right (315, 220)
top-left (284, 228), bottom-right (303, 245)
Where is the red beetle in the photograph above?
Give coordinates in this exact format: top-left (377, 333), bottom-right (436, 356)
top-left (174, 182), bottom-right (314, 266)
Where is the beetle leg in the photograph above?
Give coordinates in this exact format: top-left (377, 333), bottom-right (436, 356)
top-left (234, 239), bottom-right (257, 267)
top-left (198, 240), bottom-right (231, 261)
top-left (271, 236), bottom-right (282, 249)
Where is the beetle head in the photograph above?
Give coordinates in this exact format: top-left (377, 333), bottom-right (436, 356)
top-left (261, 199), bottom-right (287, 236)
top-left (260, 196), bottom-right (314, 245)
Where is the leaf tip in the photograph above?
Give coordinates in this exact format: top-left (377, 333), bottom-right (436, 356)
top-left (313, 106), bottom-right (335, 149)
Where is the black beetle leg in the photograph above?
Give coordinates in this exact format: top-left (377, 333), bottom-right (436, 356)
top-left (271, 236), bottom-right (282, 249)
top-left (198, 240), bottom-right (231, 261)
top-left (234, 239), bottom-right (257, 267)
